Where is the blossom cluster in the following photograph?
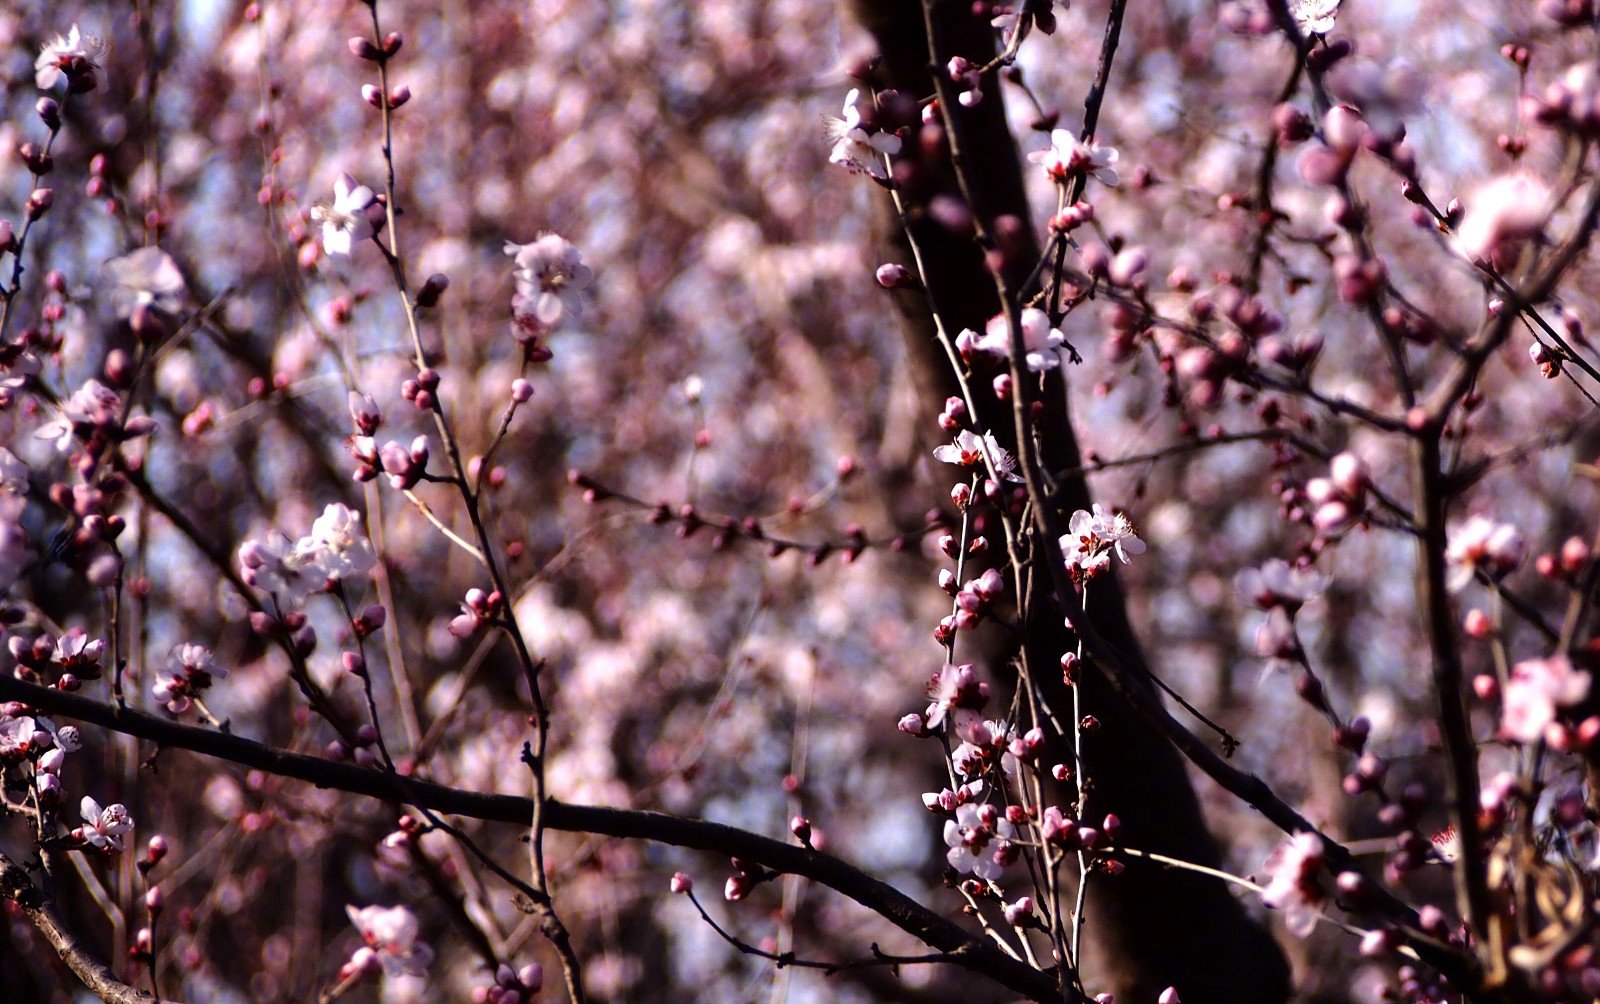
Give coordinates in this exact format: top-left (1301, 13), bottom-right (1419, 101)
top-left (238, 503), bottom-right (377, 608)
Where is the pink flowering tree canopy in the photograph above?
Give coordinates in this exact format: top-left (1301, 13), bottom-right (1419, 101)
top-left (2, 1), bottom-right (1600, 1002)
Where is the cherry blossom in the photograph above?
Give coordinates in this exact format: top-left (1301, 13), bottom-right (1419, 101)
top-left (827, 89), bottom-right (902, 182)
top-left (238, 533), bottom-right (323, 607)
top-left (1501, 655), bottom-right (1591, 743)
top-left (345, 904), bottom-right (434, 978)
top-left (35, 379), bottom-right (124, 451)
top-left (37, 717), bottom-right (81, 754)
top-left (35, 25), bottom-right (106, 90)
top-left (0, 715), bottom-right (41, 758)
top-left (298, 503), bottom-right (378, 582)
top-left (506, 233), bottom-right (593, 331)
top-left (1029, 129), bottom-right (1120, 187)
top-left (924, 663), bottom-right (988, 731)
top-left (1259, 832), bottom-right (1326, 936)
top-left (968, 307), bottom-right (1067, 371)
top-left (1455, 174), bottom-right (1552, 264)
top-left (78, 796), bottom-right (134, 851)
top-left (1292, 0), bottom-right (1342, 35)
top-left (314, 174), bottom-right (379, 257)
top-left (1444, 515), bottom-right (1525, 592)
top-left (1234, 560), bottom-right (1326, 613)
top-left (932, 429), bottom-right (1024, 482)
top-left (153, 644), bottom-right (225, 715)
top-left (104, 247), bottom-right (186, 326)
top-left (1303, 452), bottom-right (1370, 535)
top-left (943, 802), bottom-right (1016, 881)
top-left (239, 505), bottom-right (377, 605)
top-left (1060, 504), bottom-right (1146, 580)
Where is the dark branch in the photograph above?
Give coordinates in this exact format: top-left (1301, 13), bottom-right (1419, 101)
top-left (0, 852), bottom-right (164, 1004)
top-left (0, 676), bottom-right (1061, 1003)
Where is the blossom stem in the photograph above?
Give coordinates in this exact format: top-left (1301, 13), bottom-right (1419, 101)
top-left (361, 3), bottom-right (582, 996)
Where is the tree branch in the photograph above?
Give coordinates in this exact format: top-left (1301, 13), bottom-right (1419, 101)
top-left (0, 851), bottom-right (164, 1004)
top-left (0, 676), bottom-right (1061, 1003)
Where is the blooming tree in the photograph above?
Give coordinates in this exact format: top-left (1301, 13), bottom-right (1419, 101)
top-left (1, 1), bottom-right (1599, 1002)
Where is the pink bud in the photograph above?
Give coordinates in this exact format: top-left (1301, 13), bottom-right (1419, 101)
top-left (875, 263), bottom-right (912, 288)
top-left (670, 872), bottom-right (693, 894)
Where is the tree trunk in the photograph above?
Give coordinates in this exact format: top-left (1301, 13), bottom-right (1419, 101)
top-left (846, 2), bottom-right (1293, 999)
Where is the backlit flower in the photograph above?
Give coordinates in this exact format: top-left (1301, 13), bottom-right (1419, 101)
top-left (828, 89), bottom-right (901, 182)
top-left (36, 25), bottom-right (106, 90)
top-left (1292, 0), bottom-right (1341, 36)
top-left (1029, 129), bottom-right (1119, 187)
top-left (1260, 832), bottom-right (1325, 936)
top-left (1061, 504), bottom-right (1145, 580)
top-left (314, 175), bottom-right (378, 257)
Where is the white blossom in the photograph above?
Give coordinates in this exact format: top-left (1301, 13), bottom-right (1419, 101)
top-left (346, 904), bottom-right (434, 978)
top-left (827, 89), bottom-right (901, 182)
top-left (1029, 129), bottom-right (1119, 187)
top-left (79, 796), bottom-right (134, 851)
top-left (943, 802), bottom-right (1015, 880)
top-left (932, 429), bottom-right (1024, 482)
top-left (105, 247), bottom-right (186, 321)
top-left (297, 503), bottom-right (377, 581)
top-left (505, 233), bottom-right (593, 330)
top-left (314, 175), bottom-right (378, 257)
top-left (36, 25), bottom-right (106, 90)
top-left (1060, 504), bottom-right (1145, 579)
top-left (1292, 0), bottom-right (1341, 36)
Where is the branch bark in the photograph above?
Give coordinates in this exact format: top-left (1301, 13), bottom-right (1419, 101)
top-left (0, 851), bottom-right (164, 1004)
top-left (0, 675), bottom-right (1063, 1003)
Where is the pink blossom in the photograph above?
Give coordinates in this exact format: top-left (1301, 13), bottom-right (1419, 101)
top-left (972, 307), bottom-right (1067, 371)
top-left (1501, 655), bottom-right (1590, 743)
top-left (1259, 832), bottom-right (1325, 936)
top-left (943, 802), bottom-right (1015, 881)
top-left (0, 716), bottom-right (41, 757)
top-left (1455, 175), bottom-right (1551, 263)
top-left (924, 663), bottom-right (988, 730)
top-left (506, 233), bottom-right (593, 329)
top-left (345, 904), bottom-right (434, 978)
top-left (827, 89), bottom-right (901, 182)
top-left (1445, 515), bottom-right (1525, 591)
top-left (78, 796), bottom-right (134, 851)
top-left (1235, 559), bottom-right (1325, 613)
top-left (1029, 129), bottom-right (1120, 187)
